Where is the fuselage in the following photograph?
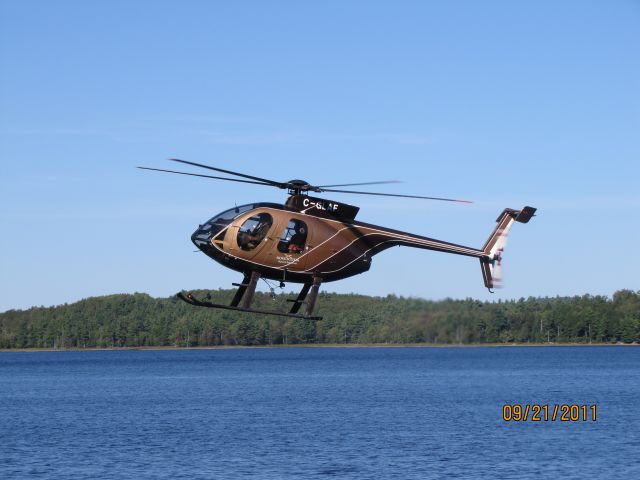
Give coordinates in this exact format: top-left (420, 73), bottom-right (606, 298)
top-left (191, 196), bottom-right (484, 284)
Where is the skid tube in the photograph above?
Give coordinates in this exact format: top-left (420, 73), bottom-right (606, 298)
top-left (177, 291), bottom-right (323, 320)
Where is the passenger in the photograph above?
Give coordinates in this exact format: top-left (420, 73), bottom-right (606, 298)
top-left (288, 227), bottom-right (306, 253)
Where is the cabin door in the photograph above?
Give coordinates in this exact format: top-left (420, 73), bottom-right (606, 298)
top-left (269, 218), bottom-right (310, 272)
top-left (225, 211), bottom-right (276, 261)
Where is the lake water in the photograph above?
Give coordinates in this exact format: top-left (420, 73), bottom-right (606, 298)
top-left (1, 346), bottom-right (639, 479)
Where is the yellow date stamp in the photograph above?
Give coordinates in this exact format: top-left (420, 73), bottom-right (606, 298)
top-left (502, 404), bottom-right (597, 422)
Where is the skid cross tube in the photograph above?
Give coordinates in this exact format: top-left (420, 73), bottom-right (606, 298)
top-left (230, 273), bottom-right (251, 307)
top-left (288, 282), bottom-right (312, 314)
top-left (241, 271), bottom-right (261, 309)
top-left (305, 276), bottom-right (322, 317)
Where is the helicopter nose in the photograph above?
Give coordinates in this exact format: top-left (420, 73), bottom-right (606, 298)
top-left (191, 224), bottom-right (213, 249)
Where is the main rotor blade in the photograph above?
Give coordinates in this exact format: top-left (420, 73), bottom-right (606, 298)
top-left (137, 166), bottom-right (276, 186)
top-left (320, 188), bottom-right (473, 203)
top-left (169, 158), bottom-right (286, 188)
top-left (316, 180), bottom-right (402, 188)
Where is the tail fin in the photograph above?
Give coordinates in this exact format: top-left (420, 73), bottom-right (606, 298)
top-left (480, 206), bottom-right (536, 290)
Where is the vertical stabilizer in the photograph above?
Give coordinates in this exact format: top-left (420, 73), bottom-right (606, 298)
top-left (480, 206), bottom-right (536, 290)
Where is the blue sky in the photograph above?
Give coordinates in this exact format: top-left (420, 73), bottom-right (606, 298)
top-left (1, 1), bottom-right (638, 312)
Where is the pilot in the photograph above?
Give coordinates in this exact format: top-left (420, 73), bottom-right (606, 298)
top-left (246, 218), bottom-right (270, 248)
top-left (238, 217), bottom-right (271, 250)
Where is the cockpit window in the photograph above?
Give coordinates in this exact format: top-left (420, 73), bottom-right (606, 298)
top-left (237, 213), bottom-right (273, 251)
top-left (278, 219), bottom-right (308, 254)
top-left (197, 204), bottom-right (257, 244)
top-left (202, 204), bottom-right (254, 232)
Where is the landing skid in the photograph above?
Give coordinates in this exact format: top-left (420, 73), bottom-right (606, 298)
top-left (177, 271), bottom-right (323, 320)
top-left (177, 292), bottom-right (322, 320)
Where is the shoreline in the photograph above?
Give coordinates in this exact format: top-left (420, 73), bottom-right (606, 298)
top-left (1, 342), bottom-right (637, 353)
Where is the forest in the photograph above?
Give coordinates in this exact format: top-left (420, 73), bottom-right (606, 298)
top-left (0, 289), bottom-right (638, 349)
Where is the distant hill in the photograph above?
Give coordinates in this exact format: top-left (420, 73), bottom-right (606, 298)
top-left (1, 289), bottom-right (638, 349)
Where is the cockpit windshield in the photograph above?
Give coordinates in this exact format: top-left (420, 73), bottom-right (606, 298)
top-left (201, 204), bottom-right (254, 234)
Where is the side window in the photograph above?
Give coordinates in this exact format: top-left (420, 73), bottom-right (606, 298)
top-left (278, 219), bottom-right (308, 254)
top-left (237, 213), bottom-right (273, 251)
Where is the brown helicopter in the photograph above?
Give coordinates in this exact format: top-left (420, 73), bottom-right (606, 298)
top-left (139, 159), bottom-right (536, 320)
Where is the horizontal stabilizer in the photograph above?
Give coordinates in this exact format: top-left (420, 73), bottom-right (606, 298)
top-left (516, 206), bottom-right (536, 224)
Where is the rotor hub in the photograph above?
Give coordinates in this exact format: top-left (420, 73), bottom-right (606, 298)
top-left (287, 179), bottom-right (314, 195)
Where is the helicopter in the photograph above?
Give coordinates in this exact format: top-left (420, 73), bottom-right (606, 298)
top-left (139, 158), bottom-right (536, 320)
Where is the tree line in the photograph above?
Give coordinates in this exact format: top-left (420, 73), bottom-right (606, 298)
top-left (0, 289), bottom-right (638, 349)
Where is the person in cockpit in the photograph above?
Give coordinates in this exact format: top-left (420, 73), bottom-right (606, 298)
top-left (287, 226), bottom-right (306, 253)
top-left (245, 219), bottom-right (270, 249)
top-left (237, 214), bottom-right (273, 251)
